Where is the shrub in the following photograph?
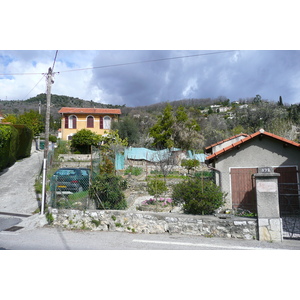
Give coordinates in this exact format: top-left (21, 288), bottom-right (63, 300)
top-left (90, 173), bottom-right (127, 210)
top-left (13, 124), bottom-right (33, 159)
top-left (71, 129), bottom-right (101, 154)
top-left (124, 166), bottom-right (143, 176)
top-left (172, 177), bottom-right (225, 215)
top-left (0, 125), bottom-right (18, 171)
top-left (146, 178), bottom-right (168, 199)
top-left (181, 159), bottom-right (200, 174)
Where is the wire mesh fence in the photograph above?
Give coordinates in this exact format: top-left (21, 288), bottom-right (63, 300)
top-left (49, 167), bottom-right (94, 209)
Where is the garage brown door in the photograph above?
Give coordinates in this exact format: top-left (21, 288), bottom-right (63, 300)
top-left (231, 166), bottom-right (300, 214)
top-left (231, 168), bottom-right (257, 212)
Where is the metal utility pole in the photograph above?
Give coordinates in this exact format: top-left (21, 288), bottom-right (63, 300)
top-left (44, 67), bottom-right (54, 159)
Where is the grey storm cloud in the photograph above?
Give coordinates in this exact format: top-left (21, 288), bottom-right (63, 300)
top-left (90, 50), bottom-right (300, 106)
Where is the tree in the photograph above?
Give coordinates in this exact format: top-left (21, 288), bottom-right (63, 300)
top-left (2, 114), bottom-right (17, 124)
top-left (149, 103), bottom-right (174, 149)
top-left (71, 129), bottom-right (101, 154)
top-left (278, 96), bottom-right (283, 106)
top-left (17, 110), bottom-right (44, 137)
top-left (149, 104), bottom-right (203, 150)
top-left (173, 106), bottom-right (203, 151)
top-left (181, 159), bottom-right (200, 174)
top-left (112, 116), bottom-right (139, 145)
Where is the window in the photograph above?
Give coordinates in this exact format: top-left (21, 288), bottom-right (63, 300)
top-left (87, 115), bottom-right (94, 128)
top-left (65, 115), bottom-right (77, 129)
top-left (104, 116), bottom-right (111, 129)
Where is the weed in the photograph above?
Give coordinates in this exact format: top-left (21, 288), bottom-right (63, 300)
top-left (91, 219), bottom-right (101, 227)
top-left (115, 222), bottom-right (123, 227)
top-left (46, 212), bottom-right (54, 224)
top-left (111, 215), bottom-right (116, 221)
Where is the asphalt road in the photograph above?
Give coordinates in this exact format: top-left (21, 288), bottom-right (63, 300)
top-left (1, 226), bottom-right (300, 250)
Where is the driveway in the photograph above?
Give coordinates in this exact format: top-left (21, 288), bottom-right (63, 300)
top-left (0, 143), bottom-right (44, 214)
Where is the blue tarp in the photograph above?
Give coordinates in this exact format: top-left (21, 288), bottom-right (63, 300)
top-left (115, 147), bottom-right (207, 170)
top-left (124, 147), bottom-right (172, 162)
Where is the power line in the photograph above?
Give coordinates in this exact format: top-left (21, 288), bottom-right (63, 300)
top-left (52, 50), bottom-right (58, 72)
top-left (22, 74), bottom-right (46, 100)
top-left (58, 50), bottom-right (236, 73)
top-left (0, 50), bottom-right (235, 76)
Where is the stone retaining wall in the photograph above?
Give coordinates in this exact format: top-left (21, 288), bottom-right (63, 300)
top-left (48, 208), bottom-right (258, 240)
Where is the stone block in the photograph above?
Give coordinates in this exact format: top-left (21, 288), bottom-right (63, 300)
top-left (259, 226), bottom-right (271, 241)
top-left (269, 218), bottom-right (282, 231)
top-left (234, 221), bottom-right (246, 226)
top-left (258, 218), bottom-right (269, 227)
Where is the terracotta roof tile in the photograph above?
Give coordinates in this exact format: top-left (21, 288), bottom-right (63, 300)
top-left (58, 107), bottom-right (121, 115)
top-left (205, 129), bottom-right (300, 164)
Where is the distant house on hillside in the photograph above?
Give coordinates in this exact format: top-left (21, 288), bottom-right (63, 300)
top-left (0, 110), bottom-right (4, 123)
top-left (58, 107), bottom-right (121, 141)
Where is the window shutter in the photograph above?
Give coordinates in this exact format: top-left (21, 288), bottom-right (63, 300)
top-left (73, 116), bottom-right (77, 129)
top-left (87, 116), bottom-right (94, 128)
top-left (65, 116), bottom-right (69, 128)
top-left (100, 116), bottom-right (103, 129)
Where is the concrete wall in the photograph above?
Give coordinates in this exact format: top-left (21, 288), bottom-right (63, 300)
top-left (49, 208), bottom-right (258, 240)
top-left (213, 136), bottom-right (300, 208)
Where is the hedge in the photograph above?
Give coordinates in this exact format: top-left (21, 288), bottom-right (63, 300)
top-left (13, 124), bottom-right (33, 159)
top-left (0, 124), bottom-right (33, 171)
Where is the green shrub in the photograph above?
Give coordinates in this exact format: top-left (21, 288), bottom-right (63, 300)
top-left (181, 159), bottom-right (200, 174)
top-left (71, 129), bottom-right (100, 154)
top-left (13, 124), bottom-right (33, 159)
top-left (49, 135), bottom-right (57, 143)
top-left (90, 173), bottom-right (127, 210)
top-left (0, 125), bottom-right (18, 171)
top-left (172, 177), bottom-right (225, 215)
top-left (146, 178), bottom-right (168, 199)
top-left (124, 166), bottom-right (143, 176)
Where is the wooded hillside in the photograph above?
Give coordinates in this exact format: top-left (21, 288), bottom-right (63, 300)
top-left (1, 93), bottom-right (300, 148)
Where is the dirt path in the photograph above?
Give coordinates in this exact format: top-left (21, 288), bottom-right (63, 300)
top-left (0, 144), bottom-right (44, 214)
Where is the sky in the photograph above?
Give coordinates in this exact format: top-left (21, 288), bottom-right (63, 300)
top-left (1, 1), bottom-right (300, 108)
top-left (1, 50), bottom-right (300, 107)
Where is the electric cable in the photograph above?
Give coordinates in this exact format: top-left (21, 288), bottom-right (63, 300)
top-left (22, 74), bottom-right (46, 100)
top-left (0, 50), bottom-right (235, 76)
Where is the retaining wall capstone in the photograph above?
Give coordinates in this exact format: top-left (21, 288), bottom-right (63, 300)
top-left (48, 208), bottom-right (258, 240)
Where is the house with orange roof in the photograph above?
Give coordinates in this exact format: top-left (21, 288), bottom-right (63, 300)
top-left (58, 107), bottom-right (121, 141)
top-left (0, 110), bottom-right (4, 123)
top-left (205, 129), bottom-right (300, 215)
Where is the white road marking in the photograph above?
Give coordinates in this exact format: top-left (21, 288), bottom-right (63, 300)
top-left (133, 239), bottom-right (275, 250)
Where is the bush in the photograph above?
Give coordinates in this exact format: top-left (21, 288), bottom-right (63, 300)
top-left (90, 173), bottom-right (127, 210)
top-left (146, 178), bottom-right (168, 199)
top-left (124, 166), bottom-right (143, 176)
top-left (172, 177), bottom-right (225, 215)
top-left (181, 159), bottom-right (200, 174)
top-left (0, 125), bottom-right (18, 171)
top-left (13, 124), bottom-right (33, 159)
top-left (71, 129), bottom-right (100, 154)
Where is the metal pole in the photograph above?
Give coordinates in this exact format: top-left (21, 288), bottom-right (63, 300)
top-left (41, 158), bottom-right (47, 215)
